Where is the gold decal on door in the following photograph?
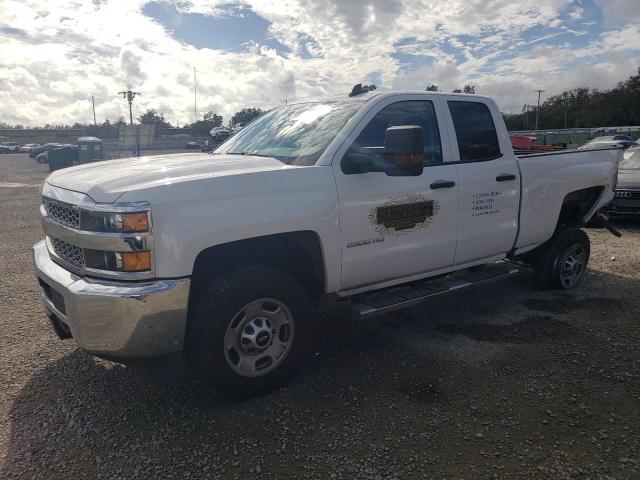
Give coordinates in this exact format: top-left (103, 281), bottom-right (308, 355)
top-left (370, 193), bottom-right (440, 235)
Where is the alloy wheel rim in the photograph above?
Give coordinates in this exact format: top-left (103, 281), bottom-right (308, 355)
top-left (558, 243), bottom-right (587, 288)
top-left (224, 298), bottom-right (295, 377)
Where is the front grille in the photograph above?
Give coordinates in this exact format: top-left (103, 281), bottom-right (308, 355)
top-left (51, 238), bottom-right (85, 268)
top-left (43, 197), bottom-right (80, 229)
top-left (614, 190), bottom-right (640, 199)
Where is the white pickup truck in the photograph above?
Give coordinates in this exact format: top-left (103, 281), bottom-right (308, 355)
top-left (33, 91), bottom-right (621, 395)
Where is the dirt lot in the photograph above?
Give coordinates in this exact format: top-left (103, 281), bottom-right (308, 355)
top-left (1, 153), bottom-right (639, 479)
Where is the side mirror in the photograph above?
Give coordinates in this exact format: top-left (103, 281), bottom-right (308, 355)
top-left (341, 151), bottom-right (376, 175)
top-left (383, 125), bottom-right (424, 176)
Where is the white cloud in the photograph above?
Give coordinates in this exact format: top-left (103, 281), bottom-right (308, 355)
top-left (0, 0), bottom-right (637, 127)
top-left (593, 0), bottom-right (640, 27)
top-left (569, 7), bottom-right (584, 20)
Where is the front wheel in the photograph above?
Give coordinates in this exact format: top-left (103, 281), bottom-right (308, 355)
top-left (186, 266), bottom-right (312, 397)
top-left (532, 228), bottom-right (590, 290)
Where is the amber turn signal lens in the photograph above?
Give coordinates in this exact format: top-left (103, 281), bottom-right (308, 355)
top-left (121, 251), bottom-right (151, 271)
top-left (392, 153), bottom-right (423, 166)
top-left (122, 212), bottom-right (150, 232)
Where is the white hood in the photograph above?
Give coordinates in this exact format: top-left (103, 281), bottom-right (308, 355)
top-left (46, 153), bottom-right (293, 203)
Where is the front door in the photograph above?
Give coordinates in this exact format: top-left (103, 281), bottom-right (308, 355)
top-left (333, 96), bottom-right (459, 291)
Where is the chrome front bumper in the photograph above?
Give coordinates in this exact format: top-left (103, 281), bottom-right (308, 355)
top-left (33, 240), bottom-right (190, 360)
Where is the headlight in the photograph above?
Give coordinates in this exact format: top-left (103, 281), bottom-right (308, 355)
top-left (83, 249), bottom-right (152, 273)
top-left (80, 210), bottom-right (151, 233)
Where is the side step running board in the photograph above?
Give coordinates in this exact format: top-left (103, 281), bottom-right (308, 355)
top-left (351, 264), bottom-right (520, 319)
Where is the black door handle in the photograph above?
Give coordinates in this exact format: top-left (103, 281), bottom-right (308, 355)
top-left (430, 180), bottom-right (456, 189)
top-left (496, 174), bottom-right (516, 182)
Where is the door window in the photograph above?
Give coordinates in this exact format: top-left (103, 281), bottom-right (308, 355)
top-left (447, 101), bottom-right (501, 162)
top-left (349, 101), bottom-right (443, 165)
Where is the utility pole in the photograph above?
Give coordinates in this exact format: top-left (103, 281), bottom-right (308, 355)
top-left (193, 67), bottom-right (198, 123)
top-left (534, 89), bottom-right (545, 130)
top-left (118, 89), bottom-right (141, 156)
top-left (91, 96), bottom-right (97, 126)
top-left (118, 89), bottom-right (141, 125)
top-left (522, 104), bottom-right (529, 130)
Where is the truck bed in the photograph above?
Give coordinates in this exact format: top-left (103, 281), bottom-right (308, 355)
top-left (514, 146), bottom-right (622, 253)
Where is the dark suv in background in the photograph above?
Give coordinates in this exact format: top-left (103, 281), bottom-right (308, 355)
top-left (608, 146), bottom-right (640, 218)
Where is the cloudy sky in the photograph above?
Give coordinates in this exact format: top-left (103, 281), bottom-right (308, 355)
top-left (1, 0), bottom-right (639, 127)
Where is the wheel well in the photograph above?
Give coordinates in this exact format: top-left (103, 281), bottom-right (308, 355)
top-left (191, 231), bottom-right (326, 301)
top-left (557, 186), bottom-right (603, 228)
top-left (511, 187), bottom-right (602, 266)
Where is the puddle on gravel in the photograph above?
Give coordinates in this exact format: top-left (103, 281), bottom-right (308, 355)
top-left (520, 296), bottom-right (623, 314)
top-left (436, 315), bottom-right (572, 344)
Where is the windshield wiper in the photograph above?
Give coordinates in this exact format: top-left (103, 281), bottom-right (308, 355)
top-left (227, 151), bottom-right (264, 157)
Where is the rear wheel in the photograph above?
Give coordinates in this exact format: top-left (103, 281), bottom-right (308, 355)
top-left (186, 266), bottom-right (312, 396)
top-left (532, 228), bottom-right (590, 290)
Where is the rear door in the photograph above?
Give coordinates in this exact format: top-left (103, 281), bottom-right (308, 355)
top-left (443, 98), bottom-right (520, 264)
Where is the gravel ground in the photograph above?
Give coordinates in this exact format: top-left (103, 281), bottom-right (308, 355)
top-left (1, 153), bottom-right (639, 479)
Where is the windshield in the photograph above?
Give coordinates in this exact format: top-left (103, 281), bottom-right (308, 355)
top-left (620, 150), bottom-right (640, 169)
top-left (216, 100), bottom-right (364, 165)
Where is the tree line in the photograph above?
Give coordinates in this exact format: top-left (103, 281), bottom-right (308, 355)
top-left (426, 84), bottom-right (476, 94)
top-left (503, 68), bottom-right (640, 131)
top-left (0, 107), bottom-right (265, 138)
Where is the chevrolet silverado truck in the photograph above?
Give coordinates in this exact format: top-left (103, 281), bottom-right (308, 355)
top-left (33, 91), bottom-right (622, 395)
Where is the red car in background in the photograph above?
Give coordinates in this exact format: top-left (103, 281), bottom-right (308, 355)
top-left (510, 135), bottom-right (563, 155)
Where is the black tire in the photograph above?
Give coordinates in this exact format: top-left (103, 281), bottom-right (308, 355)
top-left (532, 228), bottom-right (590, 290)
top-left (186, 266), bottom-right (312, 397)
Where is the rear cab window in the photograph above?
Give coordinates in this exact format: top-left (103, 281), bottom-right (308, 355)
top-left (448, 101), bottom-right (502, 162)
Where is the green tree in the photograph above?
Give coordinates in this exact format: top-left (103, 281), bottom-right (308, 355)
top-left (187, 111), bottom-right (224, 135)
top-left (137, 109), bottom-right (172, 128)
top-left (230, 108), bottom-right (263, 127)
top-left (349, 83), bottom-right (377, 97)
top-left (502, 68), bottom-right (640, 131)
top-left (425, 84), bottom-right (439, 91)
top-left (204, 111), bottom-right (223, 127)
top-left (450, 85), bottom-right (476, 94)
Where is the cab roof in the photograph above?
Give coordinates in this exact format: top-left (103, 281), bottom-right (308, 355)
top-left (290, 90), bottom-right (493, 105)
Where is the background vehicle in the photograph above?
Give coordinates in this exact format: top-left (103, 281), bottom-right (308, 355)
top-left (1, 142), bottom-right (21, 153)
top-left (230, 123), bottom-right (246, 134)
top-left (185, 141), bottom-right (201, 150)
top-left (595, 134), bottom-right (634, 142)
top-left (579, 136), bottom-right (637, 150)
top-left (36, 152), bottom-right (49, 163)
top-left (33, 91), bottom-right (621, 396)
top-left (19, 143), bottom-right (41, 153)
top-left (607, 146), bottom-right (640, 217)
top-left (210, 127), bottom-right (232, 143)
top-left (510, 135), bottom-right (563, 155)
top-left (35, 144), bottom-right (73, 163)
top-left (30, 143), bottom-right (64, 159)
